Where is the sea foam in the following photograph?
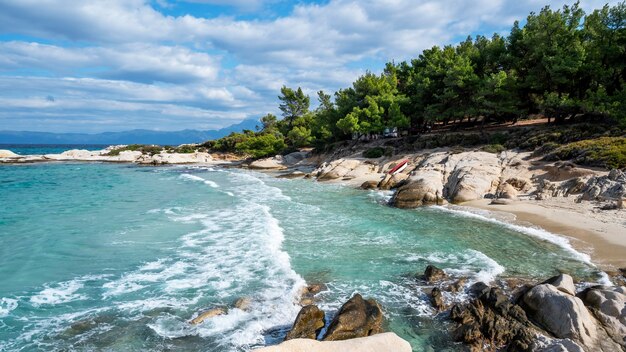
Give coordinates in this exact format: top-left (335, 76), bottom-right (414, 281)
top-left (0, 298), bottom-right (18, 317)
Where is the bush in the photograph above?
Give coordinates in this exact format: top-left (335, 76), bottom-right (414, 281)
top-left (549, 137), bottom-right (626, 169)
top-left (174, 145), bottom-right (196, 153)
top-left (106, 144), bottom-right (163, 156)
top-left (363, 147), bottom-right (385, 158)
top-left (482, 144), bottom-right (505, 154)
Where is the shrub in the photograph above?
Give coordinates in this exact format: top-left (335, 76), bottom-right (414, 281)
top-left (549, 137), bottom-right (626, 169)
top-left (363, 147), bottom-right (385, 158)
top-left (482, 144), bottom-right (505, 154)
top-left (106, 144), bottom-right (163, 156)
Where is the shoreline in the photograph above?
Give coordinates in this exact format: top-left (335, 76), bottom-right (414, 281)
top-left (461, 198), bottom-right (626, 270)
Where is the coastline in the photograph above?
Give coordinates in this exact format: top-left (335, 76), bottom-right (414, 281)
top-left (461, 198), bottom-right (626, 269)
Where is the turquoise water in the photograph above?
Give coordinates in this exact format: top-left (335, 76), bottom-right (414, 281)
top-left (0, 144), bottom-right (108, 156)
top-left (0, 162), bottom-right (604, 351)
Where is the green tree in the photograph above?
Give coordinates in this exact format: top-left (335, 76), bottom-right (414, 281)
top-left (278, 86), bottom-right (310, 129)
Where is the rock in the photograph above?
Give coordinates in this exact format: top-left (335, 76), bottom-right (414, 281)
top-left (249, 156), bottom-right (286, 169)
top-left (315, 159), bottom-right (363, 181)
top-left (256, 332), bottom-right (412, 352)
top-left (299, 283), bottom-right (327, 305)
top-left (468, 282), bottom-right (490, 297)
top-left (581, 172), bottom-right (626, 201)
top-left (538, 339), bottom-right (585, 352)
top-left (506, 177), bottom-right (532, 192)
top-left (544, 162), bottom-right (595, 182)
top-left (542, 274), bottom-right (576, 296)
top-left (0, 150), bottom-right (19, 158)
top-left (322, 294), bottom-right (384, 341)
top-left (497, 183), bottom-right (519, 200)
top-left (430, 287), bottom-right (445, 311)
top-left (285, 305), bottom-right (326, 340)
top-left (522, 284), bottom-right (597, 346)
top-left (391, 180), bottom-right (445, 208)
top-left (190, 307), bottom-right (226, 325)
top-left (449, 278), bottom-right (468, 293)
top-left (234, 297), bottom-right (252, 311)
top-left (450, 287), bottom-right (535, 351)
top-left (423, 265), bottom-right (447, 283)
top-left (378, 173), bottom-right (408, 190)
top-left (282, 151), bottom-right (309, 166)
top-left (445, 152), bottom-right (502, 203)
top-left (138, 152), bottom-right (212, 164)
top-left (277, 171), bottom-right (306, 179)
top-left (578, 286), bottom-right (626, 348)
top-left (360, 180), bottom-right (379, 190)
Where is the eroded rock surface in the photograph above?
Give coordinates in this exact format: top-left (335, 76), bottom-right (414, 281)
top-left (323, 294), bottom-right (384, 341)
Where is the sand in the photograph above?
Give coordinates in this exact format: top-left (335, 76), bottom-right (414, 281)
top-left (463, 198), bottom-right (626, 269)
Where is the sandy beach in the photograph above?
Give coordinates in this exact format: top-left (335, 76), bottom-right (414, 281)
top-left (463, 198), bottom-right (626, 269)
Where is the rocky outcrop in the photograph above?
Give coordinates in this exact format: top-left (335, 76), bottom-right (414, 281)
top-left (360, 180), bottom-right (379, 190)
top-left (249, 156), bottom-right (288, 169)
top-left (0, 150), bottom-right (19, 158)
top-left (285, 305), bottom-right (325, 340)
top-left (378, 173), bottom-right (408, 190)
top-left (450, 286), bottom-right (536, 351)
top-left (578, 285), bottom-right (626, 348)
top-left (137, 152), bottom-right (213, 164)
top-left (255, 332), bottom-right (412, 352)
top-left (323, 294), bottom-right (384, 341)
top-left (542, 274), bottom-right (576, 296)
top-left (315, 159), bottom-right (379, 181)
top-left (544, 162), bottom-right (595, 182)
top-left (581, 169), bottom-right (626, 201)
top-left (391, 179), bottom-right (444, 208)
top-left (234, 297), bottom-right (252, 311)
top-left (522, 284), bottom-right (598, 346)
top-left (422, 265), bottom-right (447, 283)
top-left (429, 287), bottom-right (446, 311)
top-left (445, 152), bottom-right (503, 202)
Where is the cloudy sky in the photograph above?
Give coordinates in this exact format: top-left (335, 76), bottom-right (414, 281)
top-left (0, 0), bottom-right (618, 133)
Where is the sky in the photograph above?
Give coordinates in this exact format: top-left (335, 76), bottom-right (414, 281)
top-left (0, 0), bottom-right (620, 133)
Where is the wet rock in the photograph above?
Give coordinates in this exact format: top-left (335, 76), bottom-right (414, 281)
top-left (234, 297), bottom-right (252, 311)
top-left (430, 287), bottom-right (446, 311)
top-left (422, 265), bottom-right (447, 283)
top-left (542, 274), bottom-right (576, 296)
top-left (468, 282), bottom-right (490, 297)
top-left (450, 287), bottom-right (535, 351)
top-left (299, 283), bottom-right (327, 305)
top-left (522, 284), bottom-right (597, 346)
top-left (322, 293), bottom-right (384, 341)
top-left (190, 307), bottom-right (226, 325)
top-left (578, 285), bottom-right (626, 349)
top-left (257, 332), bottom-right (412, 352)
top-left (277, 171), bottom-right (306, 179)
top-left (449, 278), bottom-right (468, 293)
top-left (285, 305), bottom-right (326, 341)
top-left (360, 180), bottom-right (379, 190)
top-left (378, 173), bottom-right (408, 190)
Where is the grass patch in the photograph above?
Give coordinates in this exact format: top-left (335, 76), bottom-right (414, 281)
top-left (482, 144), bottom-right (505, 154)
top-left (547, 137), bottom-right (626, 169)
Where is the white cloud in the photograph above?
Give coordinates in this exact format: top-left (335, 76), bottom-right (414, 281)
top-left (0, 0), bottom-right (622, 132)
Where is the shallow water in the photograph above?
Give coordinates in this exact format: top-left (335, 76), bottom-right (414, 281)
top-left (0, 163), bottom-right (604, 351)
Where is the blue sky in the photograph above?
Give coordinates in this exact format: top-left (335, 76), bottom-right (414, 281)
top-left (0, 0), bottom-right (619, 133)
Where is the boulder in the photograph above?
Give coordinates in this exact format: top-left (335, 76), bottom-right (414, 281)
top-left (322, 294), bottom-right (384, 341)
top-left (234, 297), bottom-right (252, 311)
top-left (391, 179), bottom-right (445, 208)
top-left (256, 332), bottom-right (412, 352)
top-left (360, 180), bottom-right (379, 190)
top-left (450, 287), bottom-right (535, 351)
top-left (285, 305), bottom-right (326, 341)
top-left (378, 173), bottom-right (408, 190)
top-left (522, 284), bottom-right (597, 346)
top-left (422, 265), bottom-right (447, 283)
top-left (581, 172), bottom-right (626, 201)
top-left (282, 151), bottom-right (309, 166)
top-left (542, 274), bottom-right (576, 296)
top-left (315, 159), bottom-right (362, 181)
top-left (578, 286), bottom-right (626, 348)
top-left (249, 156), bottom-right (287, 170)
top-left (190, 307), bottom-right (226, 325)
top-left (445, 152), bottom-right (502, 203)
top-left (506, 177), bottom-right (532, 192)
top-left (429, 287), bottom-right (445, 311)
top-left (497, 183), bottom-right (519, 200)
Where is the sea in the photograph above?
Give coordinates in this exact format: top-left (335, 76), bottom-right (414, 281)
top-left (0, 145), bottom-right (607, 351)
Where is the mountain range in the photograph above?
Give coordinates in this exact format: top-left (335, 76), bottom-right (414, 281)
top-left (0, 119), bottom-right (260, 145)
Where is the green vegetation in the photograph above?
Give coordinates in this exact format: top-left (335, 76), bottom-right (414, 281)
top-left (547, 137), bottom-right (626, 169)
top-left (106, 144), bottom-right (163, 156)
top-left (363, 147), bottom-right (385, 158)
top-left (205, 2), bottom-right (625, 164)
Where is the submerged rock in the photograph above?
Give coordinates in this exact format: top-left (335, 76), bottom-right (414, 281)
top-left (190, 307), bottom-right (226, 325)
top-left (322, 293), bottom-right (384, 341)
top-left (256, 332), bottom-right (411, 352)
top-left (234, 297), bottom-right (252, 311)
top-left (284, 305), bottom-right (325, 341)
top-left (422, 265), bottom-right (447, 283)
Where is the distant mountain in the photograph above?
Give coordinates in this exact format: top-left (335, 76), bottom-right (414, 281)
top-left (0, 119), bottom-right (260, 145)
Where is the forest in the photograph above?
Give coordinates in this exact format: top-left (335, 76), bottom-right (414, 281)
top-left (204, 2), bottom-right (626, 158)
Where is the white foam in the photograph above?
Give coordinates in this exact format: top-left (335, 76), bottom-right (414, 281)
top-left (30, 280), bottom-right (86, 306)
top-left (0, 297), bottom-right (18, 317)
top-left (435, 206), bottom-right (593, 265)
top-left (180, 173), bottom-right (219, 188)
top-left (405, 249), bottom-right (505, 284)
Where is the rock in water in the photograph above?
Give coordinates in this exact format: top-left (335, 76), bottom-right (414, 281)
top-left (256, 332), bottom-right (411, 352)
top-left (190, 307), bottom-right (226, 325)
top-left (522, 284), bottom-right (597, 346)
top-left (360, 180), bottom-right (379, 190)
top-left (391, 180), bottom-right (443, 208)
top-left (322, 294), bottom-right (384, 341)
top-left (450, 287), bottom-right (535, 351)
top-left (285, 305), bottom-right (326, 341)
top-left (429, 287), bottom-right (445, 311)
top-left (423, 265), bottom-right (447, 283)
top-left (234, 297), bottom-right (252, 311)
